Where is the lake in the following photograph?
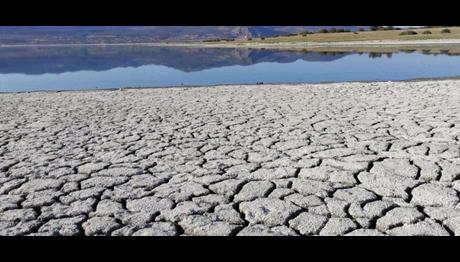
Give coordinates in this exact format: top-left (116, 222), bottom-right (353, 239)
top-left (1, 45), bottom-right (460, 92)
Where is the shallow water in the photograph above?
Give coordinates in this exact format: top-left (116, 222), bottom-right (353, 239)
top-left (1, 45), bottom-right (460, 92)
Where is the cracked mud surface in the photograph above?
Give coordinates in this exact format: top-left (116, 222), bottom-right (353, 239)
top-left (1, 80), bottom-right (460, 236)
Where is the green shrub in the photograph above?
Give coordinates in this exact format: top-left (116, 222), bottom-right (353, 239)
top-left (318, 29), bottom-right (329, 33)
top-left (370, 26), bottom-right (379, 31)
top-left (399, 31), bottom-right (418, 35)
top-left (203, 39), bottom-right (221, 42)
top-left (441, 29), bottom-right (451, 33)
top-left (422, 30), bottom-right (432, 34)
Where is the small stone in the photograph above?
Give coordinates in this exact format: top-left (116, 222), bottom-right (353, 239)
top-left (285, 193), bottom-right (323, 208)
top-left (13, 179), bottom-right (62, 194)
top-left (22, 190), bottom-right (62, 208)
top-left (291, 180), bottom-right (334, 198)
top-left (387, 220), bottom-right (450, 236)
top-left (356, 218), bottom-right (372, 228)
top-left (348, 200), bottom-right (396, 219)
top-left (438, 161), bottom-right (460, 182)
top-left (153, 182), bottom-right (209, 202)
top-left (239, 198), bottom-right (301, 226)
top-left (160, 201), bottom-right (208, 222)
top-left (82, 216), bottom-right (121, 235)
top-left (423, 207), bottom-right (460, 221)
top-left (308, 204), bottom-right (330, 216)
top-left (132, 222), bottom-right (178, 236)
top-left (233, 181), bottom-right (274, 202)
top-left (333, 187), bottom-right (377, 204)
top-left (78, 162), bottom-right (110, 174)
top-left (38, 215), bottom-right (86, 236)
top-left (237, 224), bottom-right (298, 236)
top-left (59, 187), bottom-right (105, 204)
top-left (0, 208), bottom-right (36, 222)
top-left (288, 212), bottom-right (328, 235)
top-left (413, 160), bottom-right (440, 181)
top-left (411, 183), bottom-right (459, 207)
top-left (47, 167), bottom-right (74, 178)
top-left (0, 195), bottom-right (23, 212)
top-left (192, 194), bottom-right (228, 209)
top-left (345, 229), bottom-right (386, 236)
top-left (319, 217), bottom-right (357, 236)
top-left (376, 207), bottom-right (425, 231)
top-left (179, 215), bottom-right (241, 236)
top-left (243, 167), bottom-right (297, 180)
top-left (209, 179), bottom-right (246, 197)
top-left (358, 171), bottom-right (419, 200)
top-left (209, 204), bottom-right (245, 225)
top-left (80, 176), bottom-right (129, 189)
top-left (61, 182), bottom-right (79, 193)
top-left (325, 198), bottom-right (349, 218)
top-left (111, 226), bottom-right (137, 236)
top-left (268, 188), bottom-right (294, 199)
top-left (96, 167), bottom-right (142, 177)
top-left (298, 166), bottom-right (334, 181)
top-left (444, 217), bottom-right (460, 236)
top-left (126, 196), bottom-right (174, 213)
top-left (93, 200), bottom-right (125, 217)
top-left (370, 159), bottom-right (419, 179)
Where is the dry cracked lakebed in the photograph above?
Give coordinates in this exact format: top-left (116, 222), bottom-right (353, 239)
top-left (1, 80), bottom-right (460, 236)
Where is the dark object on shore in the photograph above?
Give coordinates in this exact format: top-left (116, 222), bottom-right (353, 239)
top-left (203, 39), bottom-right (221, 42)
top-left (399, 30), bottom-right (418, 35)
top-left (422, 30), bottom-right (432, 34)
top-left (256, 82), bottom-right (264, 85)
top-left (441, 29), bottom-right (451, 34)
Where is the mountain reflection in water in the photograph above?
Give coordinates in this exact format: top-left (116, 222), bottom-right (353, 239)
top-left (0, 46), bottom-right (353, 75)
top-left (1, 45), bottom-right (460, 92)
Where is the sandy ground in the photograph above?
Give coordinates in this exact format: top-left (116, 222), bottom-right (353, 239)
top-left (2, 39), bottom-right (460, 49)
top-left (165, 39), bottom-right (460, 49)
top-left (1, 80), bottom-right (460, 236)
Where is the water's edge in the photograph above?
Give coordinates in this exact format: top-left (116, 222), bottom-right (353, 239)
top-left (2, 75), bottom-right (460, 95)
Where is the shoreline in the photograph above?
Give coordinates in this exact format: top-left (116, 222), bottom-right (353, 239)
top-left (2, 39), bottom-right (460, 49)
top-left (2, 75), bottom-right (460, 95)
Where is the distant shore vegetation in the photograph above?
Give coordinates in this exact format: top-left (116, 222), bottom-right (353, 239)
top-left (201, 26), bottom-right (460, 44)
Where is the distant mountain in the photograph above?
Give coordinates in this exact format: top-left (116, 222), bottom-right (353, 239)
top-left (0, 26), bottom-right (369, 44)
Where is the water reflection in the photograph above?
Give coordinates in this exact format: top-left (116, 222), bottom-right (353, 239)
top-left (1, 45), bottom-right (460, 92)
top-left (0, 46), bottom-right (352, 75)
top-left (2, 45), bottom-right (459, 75)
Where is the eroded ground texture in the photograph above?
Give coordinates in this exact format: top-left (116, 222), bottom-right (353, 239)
top-left (1, 80), bottom-right (460, 236)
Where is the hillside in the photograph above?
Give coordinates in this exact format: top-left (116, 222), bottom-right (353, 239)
top-left (0, 26), bottom-right (368, 45)
top-left (230, 27), bottom-right (460, 43)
